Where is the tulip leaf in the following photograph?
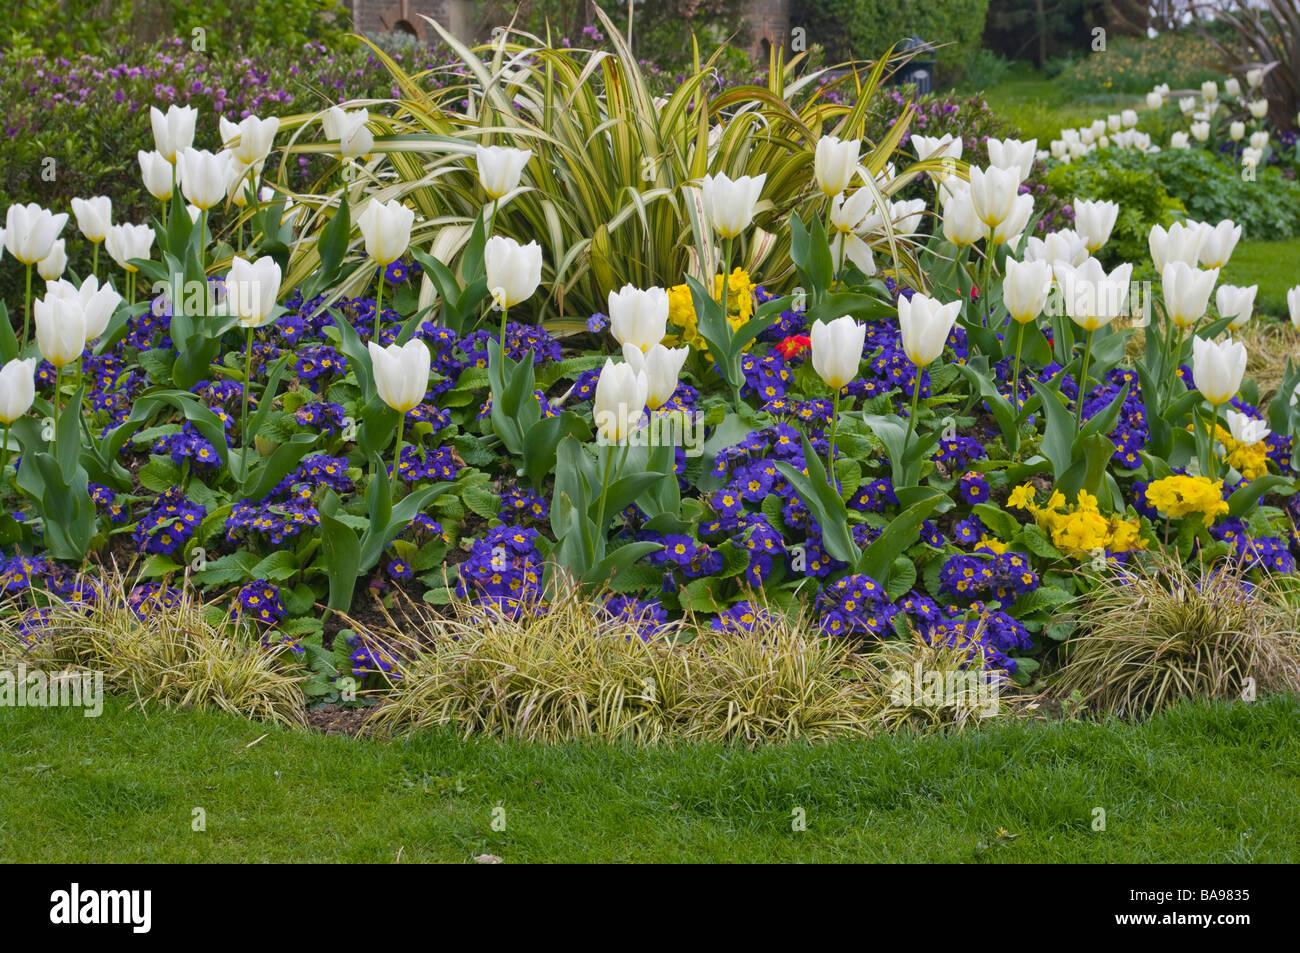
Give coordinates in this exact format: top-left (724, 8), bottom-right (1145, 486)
top-left (855, 489), bottom-right (944, 586)
top-left (773, 433), bottom-right (858, 565)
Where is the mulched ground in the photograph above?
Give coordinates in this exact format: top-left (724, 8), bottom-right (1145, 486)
top-left (306, 703), bottom-right (372, 736)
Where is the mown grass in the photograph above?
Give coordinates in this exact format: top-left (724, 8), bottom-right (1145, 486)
top-left (958, 62), bottom-right (1145, 145)
top-left (1221, 238), bottom-right (1300, 320)
top-left (2, 693), bottom-right (1297, 862)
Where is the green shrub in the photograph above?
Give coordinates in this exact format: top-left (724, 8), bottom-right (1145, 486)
top-left (791, 0), bottom-right (992, 81)
top-left (1151, 150), bottom-right (1300, 242)
top-left (1044, 153), bottom-right (1183, 265)
top-left (1055, 29), bottom-right (1225, 97)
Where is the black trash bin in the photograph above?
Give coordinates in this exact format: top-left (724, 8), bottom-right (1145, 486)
top-left (896, 36), bottom-right (935, 95)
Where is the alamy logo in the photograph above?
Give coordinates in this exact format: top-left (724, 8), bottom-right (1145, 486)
top-left (889, 662), bottom-right (1000, 716)
top-left (49, 883), bottom-right (151, 933)
top-left (0, 665), bottom-right (103, 717)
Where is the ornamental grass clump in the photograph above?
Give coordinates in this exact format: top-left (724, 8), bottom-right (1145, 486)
top-left (0, 568), bottom-right (306, 726)
top-left (1052, 554), bottom-right (1300, 717)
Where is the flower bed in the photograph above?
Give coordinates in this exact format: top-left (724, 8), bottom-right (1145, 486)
top-left (2, 16), bottom-right (1299, 730)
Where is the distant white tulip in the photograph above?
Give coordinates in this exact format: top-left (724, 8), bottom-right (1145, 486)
top-left (621, 342), bottom-right (688, 411)
top-left (1197, 220), bottom-right (1241, 269)
top-left (138, 150), bottom-right (177, 202)
top-left (475, 145), bottom-right (532, 200)
top-left (608, 284), bottom-right (669, 352)
top-left (1170, 131), bottom-right (1190, 149)
top-left (1072, 198), bottom-right (1119, 251)
top-left (1225, 409), bottom-right (1269, 446)
top-left (226, 255), bottom-right (282, 328)
top-left (367, 338), bottom-right (431, 414)
top-left (4, 203), bottom-right (69, 265)
top-left (813, 135), bottom-right (860, 197)
top-left (71, 196), bottom-right (112, 243)
top-left (1190, 121), bottom-right (1210, 142)
top-left (1215, 284), bottom-right (1257, 330)
top-left (104, 223), bottom-right (155, 272)
top-left (484, 235), bottom-right (543, 309)
top-left (1162, 261), bottom-right (1220, 328)
top-left (699, 172), bottom-right (765, 239)
top-left (1146, 91), bottom-right (1163, 110)
top-left (0, 358), bottom-right (37, 424)
top-left (150, 104), bottom-right (197, 163)
top-left (1288, 286), bottom-right (1300, 330)
top-left (593, 358), bottom-right (648, 443)
top-left (1201, 81), bottom-right (1218, 103)
top-left (357, 199), bottom-right (415, 266)
top-left (1003, 258), bottom-right (1054, 323)
top-left (810, 315), bottom-right (866, 389)
top-left (1192, 336), bottom-right (1246, 406)
top-left (1229, 121), bottom-right (1245, 141)
top-left (1224, 78), bottom-right (1241, 99)
top-left (897, 293), bottom-right (961, 367)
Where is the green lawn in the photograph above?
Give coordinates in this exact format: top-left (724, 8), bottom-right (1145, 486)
top-left (1221, 238), bottom-right (1300, 320)
top-left (959, 62), bottom-right (1145, 145)
top-left (2, 693), bottom-right (1298, 862)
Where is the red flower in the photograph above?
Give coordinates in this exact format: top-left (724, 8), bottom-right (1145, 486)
top-left (775, 334), bottom-right (811, 359)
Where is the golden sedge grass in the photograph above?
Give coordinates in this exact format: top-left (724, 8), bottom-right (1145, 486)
top-left (1051, 554), bottom-right (1300, 718)
top-left (361, 580), bottom-right (1019, 743)
top-left (0, 568), bottom-right (306, 727)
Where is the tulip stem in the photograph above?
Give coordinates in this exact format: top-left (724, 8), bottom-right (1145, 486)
top-left (1011, 320), bottom-right (1026, 415)
top-left (393, 411), bottom-right (405, 496)
top-left (1075, 329), bottom-right (1094, 434)
top-left (23, 264), bottom-right (32, 350)
top-left (91, 243), bottom-right (99, 283)
top-left (827, 386), bottom-right (841, 482)
top-left (52, 365), bottom-right (62, 458)
top-left (374, 269), bottom-right (386, 342)
top-left (904, 367), bottom-right (923, 466)
top-left (980, 227), bottom-right (995, 327)
top-left (1204, 404), bottom-right (1220, 481)
top-left (241, 326), bottom-right (253, 489)
top-left (1, 422), bottom-right (11, 492)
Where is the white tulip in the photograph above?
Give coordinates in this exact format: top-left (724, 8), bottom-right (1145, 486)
top-left (4, 203), bottom-right (69, 265)
top-left (1003, 258), bottom-right (1053, 323)
top-left (814, 135), bottom-right (860, 197)
top-left (1025, 228), bottom-right (1088, 268)
top-left (1178, 96), bottom-right (1196, 115)
top-left (1121, 109), bottom-right (1138, 127)
top-left (621, 342), bottom-right (688, 411)
top-left (0, 358), bottom-right (37, 424)
top-left (1224, 78), bottom-right (1241, 99)
top-left (37, 240), bottom-right (67, 281)
top-left (1146, 91), bottom-right (1163, 110)
top-left (608, 284), bottom-right (669, 352)
top-left (1170, 131), bottom-right (1190, 149)
top-left (968, 165), bottom-right (1022, 227)
top-left (828, 190), bottom-right (877, 274)
top-left (483, 235), bottom-right (543, 309)
top-left (1056, 258), bottom-right (1132, 331)
top-left (1201, 81), bottom-right (1218, 103)
top-left (1288, 286), bottom-right (1300, 330)
top-left (1073, 198), bottom-right (1119, 251)
top-left (1241, 147), bottom-right (1263, 168)
top-left (226, 255), bottom-right (282, 328)
top-left (699, 172), bottom-right (765, 238)
top-left (138, 150), bottom-right (177, 202)
top-left (475, 145), bottom-right (532, 200)
top-left (176, 148), bottom-right (230, 211)
top-left (810, 315), bottom-right (866, 389)
top-left (150, 104), bottom-right (197, 163)
top-left (1197, 220), bottom-right (1241, 269)
top-left (219, 114), bottom-right (280, 164)
top-left (1191, 335), bottom-right (1246, 406)
top-left (593, 358), bottom-right (648, 443)
top-left (1215, 284), bottom-right (1256, 330)
top-left (1225, 409), bottom-right (1269, 446)
top-left (71, 196), bottom-right (112, 243)
top-left (939, 183), bottom-right (983, 246)
top-left (987, 137), bottom-right (1036, 182)
top-left (992, 192), bottom-right (1034, 246)
top-left (1107, 113), bottom-right (1122, 133)
top-left (1190, 121), bottom-right (1210, 142)
top-left (1247, 99), bottom-right (1268, 120)
top-left (1246, 69), bottom-right (1263, 89)
top-left (357, 199), bottom-right (414, 266)
top-left (367, 338), bottom-right (431, 414)
top-left (897, 293), bottom-right (961, 367)
top-left (911, 133), bottom-right (962, 165)
top-left (323, 106), bottom-right (373, 158)
top-left (1162, 261), bottom-right (1220, 328)
top-left (1229, 121), bottom-right (1246, 141)
top-left (34, 293), bottom-right (86, 368)
top-left (104, 223), bottom-right (155, 272)
top-left (1149, 222), bottom-right (1205, 272)
top-left (1249, 130), bottom-right (1269, 150)
top-left (46, 275), bottom-right (121, 341)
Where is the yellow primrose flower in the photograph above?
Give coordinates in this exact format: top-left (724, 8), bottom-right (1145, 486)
top-left (1007, 483), bottom-right (1037, 510)
top-left (664, 268), bottom-right (756, 351)
top-left (1144, 475), bottom-right (1229, 527)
